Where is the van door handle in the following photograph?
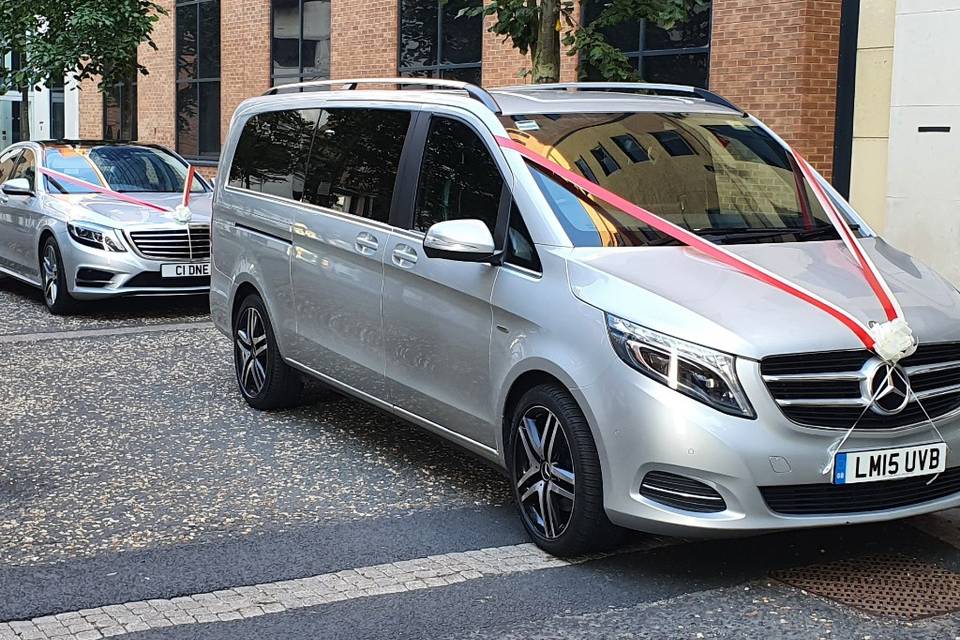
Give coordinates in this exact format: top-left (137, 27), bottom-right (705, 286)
top-left (355, 232), bottom-right (378, 255)
top-left (391, 243), bottom-right (418, 267)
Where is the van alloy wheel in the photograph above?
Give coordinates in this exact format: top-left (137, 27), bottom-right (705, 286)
top-left (235, 307), bottom-right (268, 397)
top-left (42, 243), bottom-right (59, 306)
top-left (513, 405), bottom-right (576, 539)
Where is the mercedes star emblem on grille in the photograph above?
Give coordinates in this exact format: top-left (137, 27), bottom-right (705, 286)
top-left (865, 360), bottom-right (912, 415)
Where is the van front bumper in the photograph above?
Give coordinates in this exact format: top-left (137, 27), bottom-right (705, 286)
top-left (578, 358), bottom-right (960, 537)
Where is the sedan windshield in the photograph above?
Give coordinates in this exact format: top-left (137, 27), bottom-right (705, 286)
top-left (501, 112), bottom-right (850, 246)
top-left (43, 145), bottom-right (205, 194)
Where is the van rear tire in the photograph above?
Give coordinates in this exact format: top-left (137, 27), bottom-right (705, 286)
top-left (233, 293), bottom-right (302, 410)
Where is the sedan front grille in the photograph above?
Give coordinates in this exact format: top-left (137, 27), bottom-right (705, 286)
top-left (761, 342), bottom-right (960, 429)
top-left (128, 225), bottom-right (210, 261)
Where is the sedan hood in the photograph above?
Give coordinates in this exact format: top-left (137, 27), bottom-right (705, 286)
top-left (54, 192), bottom-right (213, 226)
top-left (568, 238), bottom-right (960, 359)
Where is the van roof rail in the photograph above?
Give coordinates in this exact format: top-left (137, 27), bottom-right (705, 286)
top-left (497, 82), bottom-right (744, 114)
top-left (262, 77), bottom-right (502, 114)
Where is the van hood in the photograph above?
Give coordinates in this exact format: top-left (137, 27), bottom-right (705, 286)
top-left (52, 192), bottom-right (213, 227)
top-left (567, 238), bottom-right (960, 360)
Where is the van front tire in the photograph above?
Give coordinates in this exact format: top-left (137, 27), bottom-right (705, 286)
top-left (233, 293), bottom-right (302, 410)
top-left (508, 383), bottom-right (624, 556)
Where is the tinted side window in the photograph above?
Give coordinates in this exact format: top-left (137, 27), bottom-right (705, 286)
top-left (0, 150), bottom-right (21, 183)
top-left (506, 204), bottom-right (541, 272)
top-left (302, 108), bottom-right (411, 223)
top-left (228, 108), bottom-right (319, 200)
top-left (414, 116), bottom-right (503, 234)
top-left (11, 149), bottom-right (36, 188)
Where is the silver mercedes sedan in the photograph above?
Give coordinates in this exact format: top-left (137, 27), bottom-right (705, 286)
top-left (0, 140), bottom-right (212, 314)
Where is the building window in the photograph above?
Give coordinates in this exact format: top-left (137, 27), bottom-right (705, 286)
top-left (48, 78), bottom-right (65, 139)
top-left (590, 144), bottom-right (620, 175)
top-left (104, 72), bottom-right (138, 141)
top-left (271, 0), bottom-right (330, 87)
top-left (176, 0), bottom-right (220, 160)
top-left (583, 1), bottom-right (711, 88)
top-left (0, 51), bottom-right (23, 145)
top-left (399, 0), bottom-right (482, 85)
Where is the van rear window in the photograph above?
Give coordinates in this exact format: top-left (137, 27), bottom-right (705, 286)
top-left (229, 107), bottom-right (411, 225)
top-left (228, 109), bottom-right (319, 200)
top-left (301, 108), bottom-right (411, 224)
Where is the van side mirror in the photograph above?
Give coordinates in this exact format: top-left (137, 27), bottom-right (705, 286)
top-left (423, 219), bottom-right (500, 263)
top-left (1, 178), bottom-right (33, 197)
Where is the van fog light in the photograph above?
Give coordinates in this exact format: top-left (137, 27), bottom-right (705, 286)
top-left (607, 314), bottom-right (754, 418)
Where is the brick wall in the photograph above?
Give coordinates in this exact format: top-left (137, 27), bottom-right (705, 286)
top-left (710, 0), bottom-right (842, 177)
top-left (137, 0), bottom-right (177, 148)
top-left (77, 79), bottom-right (103, 139)
top-left (481, 1), bottom-right (581, 87)
top-left (221, 0), bottom-right (271, 144)
top-left (331, 0), bottom-right (397, 79)
top-left (74, 0), bottom-right (843, 179)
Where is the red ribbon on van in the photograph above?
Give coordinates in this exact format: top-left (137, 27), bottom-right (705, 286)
top-left (495, 135), bottom-right (907, 356)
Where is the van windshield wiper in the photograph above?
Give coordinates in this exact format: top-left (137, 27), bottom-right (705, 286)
top-left (697, 225), bottom-right (859, 244)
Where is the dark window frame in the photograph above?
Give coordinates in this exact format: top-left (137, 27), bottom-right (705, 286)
top-left (581, 1), bottom-right (713, 87)
top-left (397, 0), bottom-right (483, 82)
top-left (270, 0), bottom-right (331, 88)
top-left (47, 78), bottom-right (65, 140)
top-left (103, 71), bottom-right (138, 141)
top-left (175, 0), bottom-right (221, 162)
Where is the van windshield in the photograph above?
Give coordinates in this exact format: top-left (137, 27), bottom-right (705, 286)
top-left (501, 112), bottom-right (850, 247)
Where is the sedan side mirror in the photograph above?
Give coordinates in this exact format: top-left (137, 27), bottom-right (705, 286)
top-left (1, 178), bottom-right (33, 197)
top-left (423, 219), bottom-right (500, 263)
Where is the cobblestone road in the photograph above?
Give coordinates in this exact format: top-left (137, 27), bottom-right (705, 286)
top-left (3, 277), bottom-right (960, 639)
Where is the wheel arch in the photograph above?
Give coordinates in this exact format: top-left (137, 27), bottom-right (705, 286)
top-left (37, 227), bottom-right (56, 263)
top-left (231, 279), bottom-right (262, 324)
top-left (497, 361), bottom-right (605, 471)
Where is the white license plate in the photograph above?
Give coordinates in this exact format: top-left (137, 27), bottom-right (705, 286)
top-left (161, 262), bottom-right (210, 278)
top-left (834, 443), bottom-right (947, 485)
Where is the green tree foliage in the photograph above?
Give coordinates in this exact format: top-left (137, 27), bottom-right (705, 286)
top-left (460, 0), bottom-right (706, 83)
top-left (0, 0), bottom-right (165, 138)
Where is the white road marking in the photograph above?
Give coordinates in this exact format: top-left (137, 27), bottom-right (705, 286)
top-left (0, 322), bottom-right (213, 344)
top-left (0, 539), bottom-right (670, 639)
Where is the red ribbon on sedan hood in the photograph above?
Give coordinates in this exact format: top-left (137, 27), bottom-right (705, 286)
top-left (495, 135), bottom-right (908, 356)
top-left (39, 166), bottom-right (171, 213)
top-left (39, 165), bottom-right (200, 221)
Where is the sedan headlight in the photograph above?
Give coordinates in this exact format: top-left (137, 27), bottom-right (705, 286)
top-left (607, 314), bottom-right (754, 418)
top-left (67, 223), bottom-right (126, 252)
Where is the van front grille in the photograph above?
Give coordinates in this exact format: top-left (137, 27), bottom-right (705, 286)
top-left (761, 466), bottom-right (960, 515)
top-left (761, 342), bottom-right (960, 429)
top-left (128, 225), bottom-right (210, 261)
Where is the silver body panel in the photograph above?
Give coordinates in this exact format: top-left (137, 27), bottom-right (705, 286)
top-left (0, 141), bottom-right (213, 299)
top-left (211, 87), bottom-right (960, 536)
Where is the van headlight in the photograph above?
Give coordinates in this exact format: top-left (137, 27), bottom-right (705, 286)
top-left (67, 223), bottom-right (126, 252)
top-left (607, 314), bottom-right (754, 418)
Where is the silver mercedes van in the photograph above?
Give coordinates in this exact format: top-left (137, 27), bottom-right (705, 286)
top-left (211, 80), bottom-right (960, 555)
